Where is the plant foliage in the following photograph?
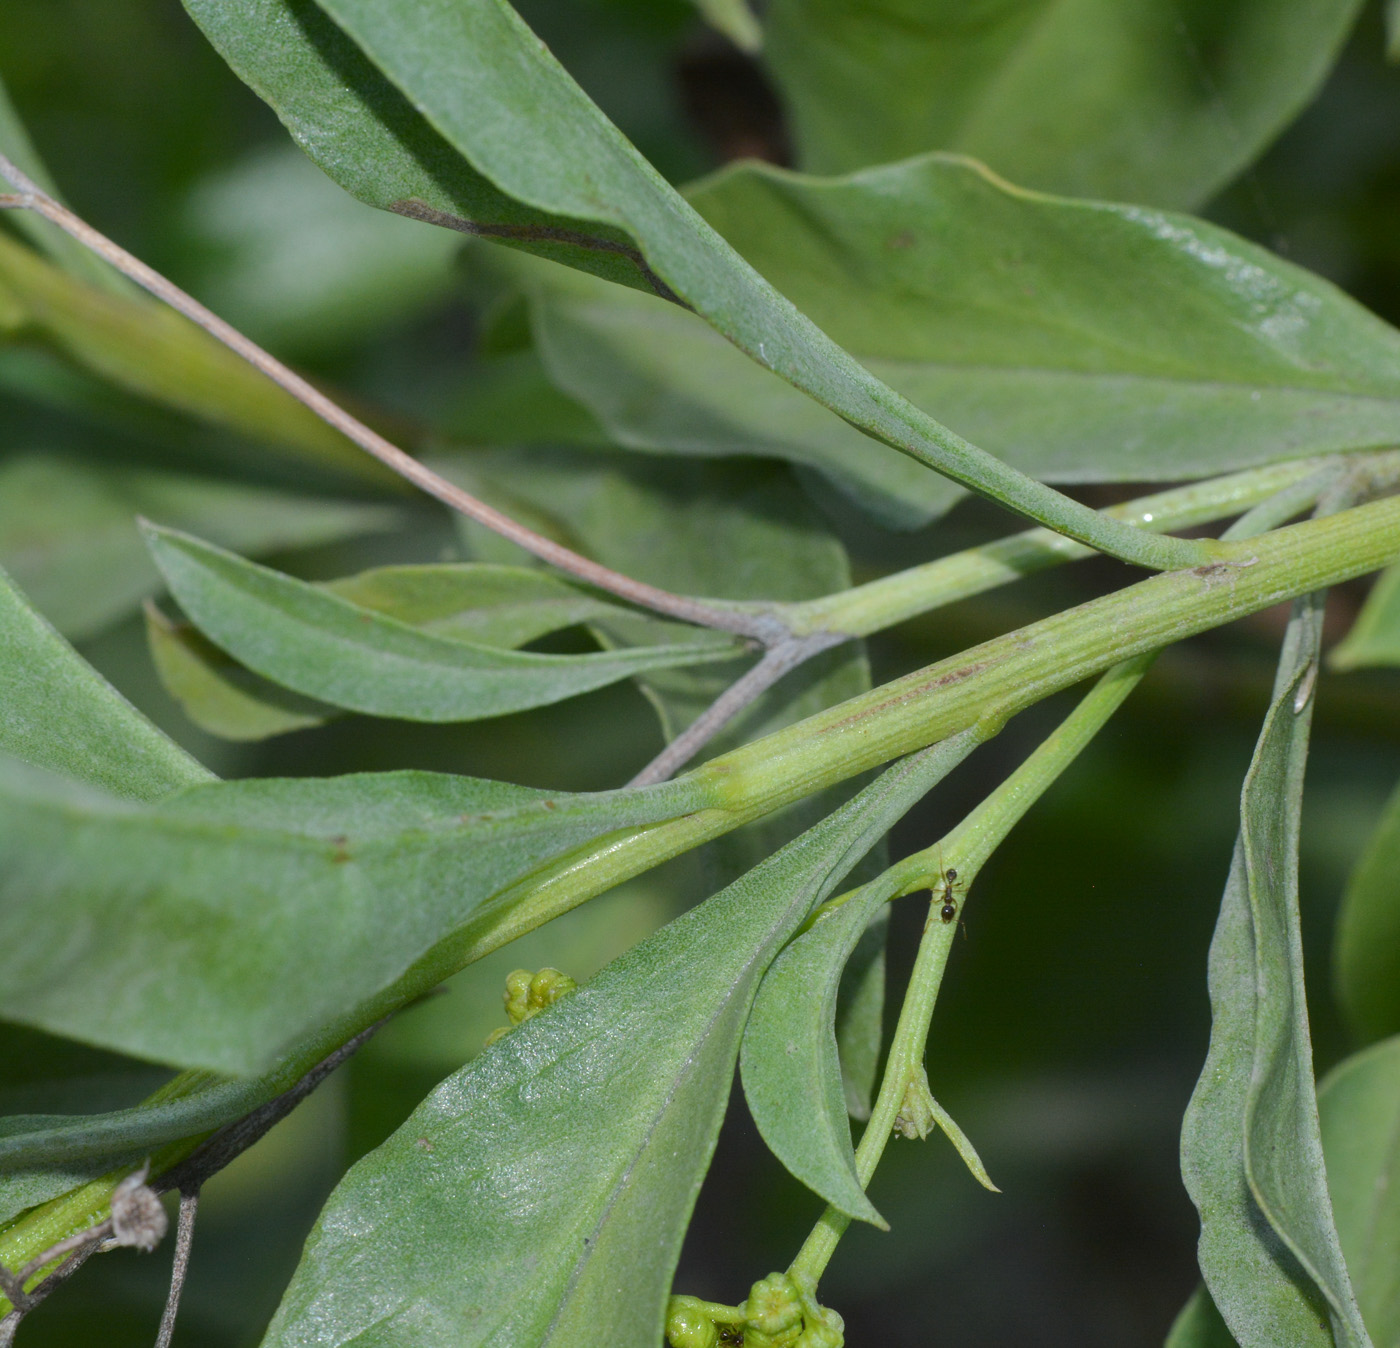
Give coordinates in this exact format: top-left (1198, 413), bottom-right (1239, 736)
top-left (3, 2), bottom-right (1400, 1345)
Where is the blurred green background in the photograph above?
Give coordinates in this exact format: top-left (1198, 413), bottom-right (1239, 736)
top-left (3, 1), bottom-right (1400, 1344)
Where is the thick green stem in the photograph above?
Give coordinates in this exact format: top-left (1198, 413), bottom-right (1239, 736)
top-left (700, 492), bottom-right (1400, 814)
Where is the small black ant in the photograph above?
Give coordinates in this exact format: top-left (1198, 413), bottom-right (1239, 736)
top-left (938, 867), bottom-right (959, 924)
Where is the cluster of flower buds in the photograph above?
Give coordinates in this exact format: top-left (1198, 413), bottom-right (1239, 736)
top-left (483, 967), bottom-right (578, 1047)
top-left (666, 1272), bottom-right (844, 1347)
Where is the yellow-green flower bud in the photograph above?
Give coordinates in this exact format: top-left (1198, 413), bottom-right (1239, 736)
top-left (528, 967), bottom-right (577, 1011)
top-left (666, 1296), bottom-right (719, 1348)
top-left (795, 1309), bottom-right (844, 1348)
top-left (743, 1273), bottom-right (803, 1344)
top-left (503, 968), bottom-right (534, 1024)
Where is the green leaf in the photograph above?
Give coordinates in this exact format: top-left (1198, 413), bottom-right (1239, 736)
top-left (690, 0), bottom-right (761, 52)
top-left (0, 564), bottom-right (210, 801)
top-left (1336, 775), bottom-right (1400, 1044)
top-left (146, 563), bottom-right (632, 741)
top-left (181, 0), bottom-right (1186, 567)
top-left (1181, 594), bottom-right (1371, 1348)
top-left (145, 603), bottom-right (335, 741)
top-left (0, 229), bottom-right (391, 485)
top-left (1330, 563), bottom-right (1400, 671)
top-left (0, 453), bottom-right (402, 639)
top-left (763, 0), bottom-right (1363, 208)
top-left (324, 563), bottom-right (629, 650)
top-left (1318, 1035), bottom-right (1400, 1344)
top-left (521, 154), bottom-right (1400, 525)
top-left (1166, 1286), bottom-right (1243, 1347)
top-left (1387, 0), bottom-right (1400, 60)
top-left (0, 758), bottom-right (706, 1071)
top-left (261, 747), bottom-right (952, 1348)
top-left (144, 524), bottom-right (741, 723)
top-left (522, 265), bottom-right (951, 527)
top-left (741, 877), bottom-right (896, 1227)
top-left (833, 904), bottom-right (886, 1120)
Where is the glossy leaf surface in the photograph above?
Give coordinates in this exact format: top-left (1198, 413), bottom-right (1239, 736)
top-left (145, 525), bottom-right (739, 723)
top-left (1181, 596), bottom-right (1370, 1347)
top-left (261, 748), bottom-right (950, 1348)
top-left (524, 155), bottom-right (1400, 525)
top-left (764, 0), bottom-right (1362, 208)
top-left (1319, 1035), bottom-right (1400, 1345)
top-left (0, 760), bottom-right (704, 1071)
top-left (0, 454), bottom-right (400, 639)
top-left (1336, 775), bottom-right (1400, 1044)
top-left (0, 565), bottom-right (210, 801)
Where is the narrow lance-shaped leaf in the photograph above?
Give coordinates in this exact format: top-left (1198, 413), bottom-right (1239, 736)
top-left (763, 0), bottom-right (1362, 209)
top-left (741, 726), bottom-right (994, 1226)
top-left (1180, 593), bottom-right (1372, 1347)
top-left (0, 453), bottom-right (402, 639)
top-left (519, 155), bottom-right (1400, 526)
top-left (148, 561), bottom-right (634, 741)
top-left (0, 563), bottom-right (210, 801)
top-left (1334, 775), bottom-right (1400, 1044)
top-left (1318, 1034), bottom-right (1400, 1344)
top-left (0, 759), bottom-right (709, 1072)
top-left (180, 0), bottom-right (1183, 563)
top-left (144, 524), bottom-right (742, 723)
top-left (438, 451), bottom-right (868, 760)
top-left (741, 875), bottom-right (899, 1228)
top-left (833, 903), bottom-right (887, 1120)
top-left (261, 745), bottom-right (955, 1348)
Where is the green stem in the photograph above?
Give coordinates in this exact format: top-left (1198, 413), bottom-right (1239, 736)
top-left (778, 457), bottom-right (1333, 640)
top-left (788, 649), bottom-right (1154, 1289)
top-left (701, 491), bottom-right (1400, 814)
top-left (9, 483), bottom-right (1400, 1295)
top-left (784, 464), bottom-right (1344, 1291)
